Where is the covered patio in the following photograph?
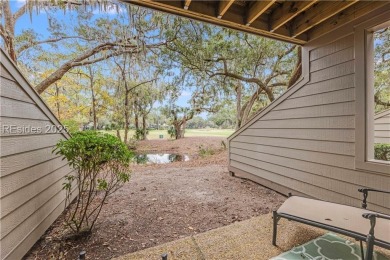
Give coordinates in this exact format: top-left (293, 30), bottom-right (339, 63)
top-left (1, 1), bottom-right (389, 259)
top-left (120, 0), bottom-right (390, 259)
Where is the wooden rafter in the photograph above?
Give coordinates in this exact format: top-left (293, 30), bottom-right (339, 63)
top-left (291, 0), bottom-right (358, 38)
top-left (269, 1), bottom-right (318, 32)
top-left (124, 0), bottom-right (307, 44)
top-left (246, 0), bottom-right (276, 26)
top-left (217, 0), bottom-right (235, 19)
top-left (308, 1), bottom-right (389, 41)
top-left (123, 0), bottom-right (388, 45)
top-left (183, 0), bottom-right (191, 10)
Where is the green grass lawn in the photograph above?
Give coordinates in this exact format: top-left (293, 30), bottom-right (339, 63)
top-left (103, 128), bottom-right (234, 140)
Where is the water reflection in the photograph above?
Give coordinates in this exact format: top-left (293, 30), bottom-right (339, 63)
top-left (134, 153), bottom-right (190, 164)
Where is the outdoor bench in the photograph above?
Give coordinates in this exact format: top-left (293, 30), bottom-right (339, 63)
top-left (272, 188), bottom-right (390, 260)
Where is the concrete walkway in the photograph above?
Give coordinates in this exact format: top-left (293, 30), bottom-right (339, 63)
top-left (114, 213), bottom-right (325, 260)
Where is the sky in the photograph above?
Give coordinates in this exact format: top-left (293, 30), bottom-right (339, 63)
top-left (9, 0), bottom-right (194, 108)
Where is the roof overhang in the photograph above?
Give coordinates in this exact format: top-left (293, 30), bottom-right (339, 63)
top-left (122, 0), bottom-right (388, 45)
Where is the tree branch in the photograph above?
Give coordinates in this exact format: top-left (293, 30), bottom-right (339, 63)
top-left (269, 82), bottom-right (288, 88)
top-left (13, 3), bottom-right (27, 21)
top-left (0, 24), bottom-right (5, 39)
top-left (206, 56), bottom-right (274, 101)
top-left (35, 40), bottom-right (168, 94)
top-left (17, 36), bottom-right (93, 54)
top-left (375, 95), bottom-right (390, 108)
top-left (35, 42), bottom-right (129, 93)
top-left (128, 78), bottom-right (157, 93)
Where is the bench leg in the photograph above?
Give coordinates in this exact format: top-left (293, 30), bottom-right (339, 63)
top-left (272, 211), bottom-right (281, 246)
top-left (359, 240), bottom-right (365, 260)
top-left (365, 234), bottom-right (375, 260)
top-left (364, 212), bottom-right (377, 260)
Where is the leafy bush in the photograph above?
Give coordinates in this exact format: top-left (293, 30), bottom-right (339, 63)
top-left (54, 131), bottom-right (132, 235)
top-left (374, 143), bottom-right (390, 161)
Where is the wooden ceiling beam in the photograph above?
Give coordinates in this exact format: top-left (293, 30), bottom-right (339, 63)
top-left (217, 0), bottom-right (235, 19)
top-left (291, 0), bottom-right (358, 38)
top-left (308, 1), bottom-right (389, 41)
top-left (246, 0), bottom-right (276, 26)
top-left (269, 1), bottom-right (318, 32)
top-left (183, 0), bottom-right (191, 10)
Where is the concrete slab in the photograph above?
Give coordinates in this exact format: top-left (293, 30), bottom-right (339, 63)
top-left (114, 213), bottom-right (324, 260)
top-left (114, 236), bottom-right (201, 260)
top-left (115, 213), bottom-right (390, 260)
top-left (193, 214), bottom-right (323, 260)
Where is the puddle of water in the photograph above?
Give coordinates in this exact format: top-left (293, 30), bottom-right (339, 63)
top-left (134, 153), bottom-right (190, 164)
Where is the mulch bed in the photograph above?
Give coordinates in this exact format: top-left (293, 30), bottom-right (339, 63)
top-left (25, 137), bottom-right (286, 260)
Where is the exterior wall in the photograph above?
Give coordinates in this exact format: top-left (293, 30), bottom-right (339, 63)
top-left (229, 8), bottom-right (390, 215)
top-left (374, 109), bottom-right (390, 144)
top-left (0, 50), bottom-right (73, 260)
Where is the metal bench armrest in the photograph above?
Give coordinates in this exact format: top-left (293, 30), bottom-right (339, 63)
top-left (358, 188), bottom-right (390, 209)
top-left (363, 212), bottom-right (390, 221)
top-left (361, 212), bottom-right (390, 260)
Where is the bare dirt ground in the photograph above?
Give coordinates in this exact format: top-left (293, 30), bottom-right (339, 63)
top-left (25, 137), bottom-right (286, 260)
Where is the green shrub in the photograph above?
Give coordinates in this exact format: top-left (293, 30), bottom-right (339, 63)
top-left (374, 143), bottom-right (390, 161)
top-left (54, 131), bottom-right (132, 235)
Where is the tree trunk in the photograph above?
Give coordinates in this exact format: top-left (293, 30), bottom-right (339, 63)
top-left (134, 113), bottom-right (139, 131)
top-left (241, 105), bottom-right (250, 127)
top-left (181, 116), bottom-right (187, 138)
top-left (92, 90), bottom-right (97, 129)
top-left (142, 115), bottom-right (147, 140)
top-left (88, 67), bottom-right (97, 130)
top-left (123, 87), bottom-right (130, 143)
top-left (115, 55), bottom-right (131, 143)
top-left (134, 96), bottom-right (140, 132)
top-left (235, 83), bottom-right (242, 130)
top-left (116, 129), bottom-right (122, 141)
top-left (1, 2), bottom-right (17, 63)
top-left (5, 33), bottom-right (17, 63)
top-left (55, 84), bottom-right (61, 120)
top-left (238, 88), bottom-right (262, 127)
top-left (174, 122), bottom-right (182, 140)
top-left (288, 46), bottom-right (302, 88)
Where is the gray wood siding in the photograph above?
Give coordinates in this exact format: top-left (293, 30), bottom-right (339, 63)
top-left (229, 34), bottom-right (390, 214)
top-left (0, 50), bottom-right (73, 260)
top-left (374, 109), bottom-right (390, 144)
